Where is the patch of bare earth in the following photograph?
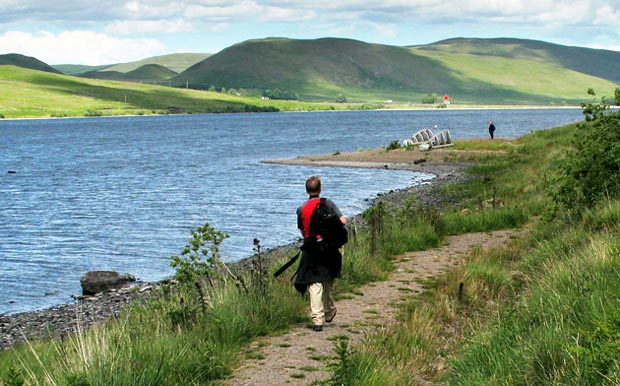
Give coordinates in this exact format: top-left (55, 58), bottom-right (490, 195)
top-left (225, 229), bottom-right (516, 386)
top-left (262, 145), bottom-right (507, 179)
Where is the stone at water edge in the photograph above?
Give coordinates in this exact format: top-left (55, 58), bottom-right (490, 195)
top-left (80, 271), bottom-right (136, 296)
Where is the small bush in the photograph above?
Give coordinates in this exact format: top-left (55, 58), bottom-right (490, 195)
top-left (549, 110), bottom-right (620, 208)
top-left (84, 109), bottom-right (103, 117)
top-left (421, 93), bottom-right (438, 104)
top-left (335, 94), bottom-right (347, 103)
top-left (386, 140), bottom-right (401, 151)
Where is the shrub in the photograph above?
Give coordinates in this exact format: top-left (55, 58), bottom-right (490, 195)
top-left (549, 110), bottom-right (620, 208)
top-left (386, 139), bottom-right (401, 151)
top-left (84, 109), bottom-right (103, 117)
top-left (421, 93), bottom-right (437, 104)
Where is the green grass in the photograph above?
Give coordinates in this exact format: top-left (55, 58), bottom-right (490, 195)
top-left (317, 111), bottom-right (620, 386)
top-left (0, 65), bottom-right (348, 118)
top-left (411, 49), bottom-right (617, 104)
top-left (418, 37), bottom-right (620, 84)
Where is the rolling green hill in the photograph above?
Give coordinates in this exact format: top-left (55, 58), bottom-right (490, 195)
top-left (0, 53), bottom-right (61, 74)
top-left (0, 65), bottom-right (333, 119)
top-left (417, 37), bottom-right (620, 83)
top-left (52, 64), bottom-right (111, 75)
top-left (54, 53), bottom-right (210, 75)
top-left (172, 37), bottom-right (619, 104)
top-left (2, 36), bottom-right (619, 118)
top-left (172, 37), bottom-right (450, 100)
top-left (79, 64), bottom-right (178, 83)
top-left (104, 53), bottom-right (210, 73)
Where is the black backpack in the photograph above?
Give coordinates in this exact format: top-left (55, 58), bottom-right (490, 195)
top-left (308, 198), bottom-right (348, 250)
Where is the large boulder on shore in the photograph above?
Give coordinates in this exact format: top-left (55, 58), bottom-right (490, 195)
top-left (80, 271), bottom-right (136, 295)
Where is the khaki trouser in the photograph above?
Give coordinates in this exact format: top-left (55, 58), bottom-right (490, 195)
top-left (308, 280), bottom-right (336, 326)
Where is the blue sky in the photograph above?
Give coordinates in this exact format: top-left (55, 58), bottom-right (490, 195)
top-left (0, 0), bottom-right (618, 65)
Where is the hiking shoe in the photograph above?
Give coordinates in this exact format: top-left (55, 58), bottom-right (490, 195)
top-left (326, 309), bottom-right (337, 323)
top-left (312, 325), bottom-right (323, 332)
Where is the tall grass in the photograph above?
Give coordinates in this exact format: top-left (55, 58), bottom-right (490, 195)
top-left (0, 241), bottom-right (309, 385)
top-left (448, 222), bottom-right (620, 385)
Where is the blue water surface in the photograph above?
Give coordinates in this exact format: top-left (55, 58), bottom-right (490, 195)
top-left (0, 108), bottom-right (584, 314)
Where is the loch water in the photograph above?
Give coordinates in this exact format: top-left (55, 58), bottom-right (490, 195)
top-left (0, 108), bottom-right (584, 314)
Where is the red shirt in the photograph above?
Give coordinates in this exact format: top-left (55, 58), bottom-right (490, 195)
top-left (299, 197), bottom-right (321, 238)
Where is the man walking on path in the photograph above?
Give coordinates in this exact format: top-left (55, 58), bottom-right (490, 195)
top-left (294, 176), bottom-right (347, 332)
top-left (488, 120), bottom-right (496, 139)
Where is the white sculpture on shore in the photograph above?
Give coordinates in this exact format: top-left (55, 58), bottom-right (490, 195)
top-left (403, 126), bottom-right (453, 151)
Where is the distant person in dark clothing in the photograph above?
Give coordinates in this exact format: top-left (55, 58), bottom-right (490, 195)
top-left (488, 120), bottom-right (496, 139)
top-left (295, 176), bottom-right (347, 332)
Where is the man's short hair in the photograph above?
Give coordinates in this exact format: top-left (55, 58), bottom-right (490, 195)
top-left (306, 176), bottom-right (321, 195)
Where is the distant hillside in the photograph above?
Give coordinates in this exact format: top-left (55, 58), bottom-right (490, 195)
top-left (54, 53), bottom-right (210, 75)
top-left (104, 53), bottom-right (210, 73)
top-left (0, 65), bottom-right (326, 119)
top-left (0, 53), bottom-right (61, 74)
top-left (171, 37), bottom-right (619, 104)
top-left (127, 64), bottom-right (178, 79)
top-left (418, 37), bottom-right (620, 83)
top-left (79, 64), bottom-right (178, 83)
top-left (4, 37), bottom-right (619, 107)
top-left (172, 37), bottom-right (456, 99)
top-left (52, 64), bottom-right (111, 75)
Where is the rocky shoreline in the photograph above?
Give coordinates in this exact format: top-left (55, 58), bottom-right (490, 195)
top-left (1, 147), bottom-right (470, 351)
top-left (0, 281), bottom-right (164, 350)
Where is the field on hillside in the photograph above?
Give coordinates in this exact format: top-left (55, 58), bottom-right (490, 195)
top-left (0, 66), bottom-right (342, 119)
top-left (411, 49), bottom-right (617, 104)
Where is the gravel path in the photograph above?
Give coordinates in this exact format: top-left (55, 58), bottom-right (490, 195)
top-left (226, 145), bottom-right (508, 385)
top-left (225, 230), bottom-right (517, 385)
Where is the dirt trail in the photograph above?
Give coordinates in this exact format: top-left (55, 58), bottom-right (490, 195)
top-left (225, 229), bottom-right (516, 386)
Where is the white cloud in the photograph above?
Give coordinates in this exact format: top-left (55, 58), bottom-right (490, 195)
top-left (585, 33), bottom-right (620, 51)
top-left (122, 1), bottom-right (185, 19)
top-left (369, 22), bottom-right (398, 38)
top-left (0, 0), bottom-right (618, 62)
top-left (183, 0), bottom-right (313, 22)
top-left (105, 18), bottom-right (193, 35)
top-left (593, 3), bottom-right (620, 25)
top-left (0, 30), bottom-right (165, 64)
top-left (208, 22), bottom-right (230, 33)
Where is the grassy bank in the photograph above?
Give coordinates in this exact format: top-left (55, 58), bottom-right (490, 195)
top-left (1, 105), bottom-right (619, 384)
top-left (318, 109), bottom-right (620, 385)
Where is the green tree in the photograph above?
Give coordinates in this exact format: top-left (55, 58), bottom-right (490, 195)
top-left (170, 222), bottom-right (231, 312)
top-left (421, 93), bottom-right (437, 104)
top-left (548, 86), bottom-right (620, 208)
top-left (581, 88), bottom-right (609, 121)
